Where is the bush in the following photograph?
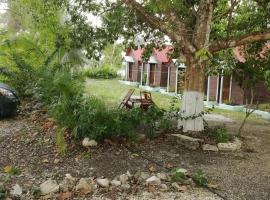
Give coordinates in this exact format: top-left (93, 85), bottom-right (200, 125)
top-left (212, 126), bottom-right (232, 143)
top-left (193, 169), bottom-right (208, 187)
top-left (84, 66), bottom-right (118, 79)
top-left (33, 67), bottom-right (168, 142)
top-left (171, 168), bottom-right (186, 183)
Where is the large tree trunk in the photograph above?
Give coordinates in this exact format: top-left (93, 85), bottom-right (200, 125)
top-left (178, 57), bottom-right (205, 132)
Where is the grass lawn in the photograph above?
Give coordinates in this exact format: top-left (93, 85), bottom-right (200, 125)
top-left (85, 79), bottom-right (179, 110)
top-left (85, 78), bottom-right (269, 123)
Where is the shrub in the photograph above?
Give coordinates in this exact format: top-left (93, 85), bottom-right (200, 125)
top-left (55, 128), bottom-right (67, 154)
top-left (84, 66), bottom-right (118, 79)
top-left (171, 168), bottom-right (186, 183)
top-left (193, 169), bottom-right (208, 187)
top-left (212, 126), bottom-right (232, 143)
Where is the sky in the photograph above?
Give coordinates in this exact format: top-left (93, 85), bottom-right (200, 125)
top-left (0, 2), bottom-right (7, 14)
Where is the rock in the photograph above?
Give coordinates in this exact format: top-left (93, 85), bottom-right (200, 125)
top-left (119, 174), bottom-right (129, 184)
top-left (126, 171), bottom-right (132, 177)
top-left (202, 144), bottom-right (219, 152)
top-left (138, 134), bottom-right (146, 141)
top-left (159, 184), bottom-right (168, 192)
top-left (178, 185), bottom-right (188, 192)
top-left (110, 180), bottom-right (121, 187)
top-left (40, 180), bottom-right (59, 195)
top-left (96, 178), bottom-right (110, 188)
top-left (54, 159), bottom-right (60, 164)
top-left (157, 173), bottom-right (167, 181)
top-left (171, 134), bottom-right (203, 150)
top-left (82, 138), bottom-right (98, 147)
top-left (139, 172), bottom-right (150, 180)
top-left (171, 182), bottom-right (180, 191)
top-left (218, 138), bottom-right (242, 151)
top-left (121, 183), bottom-right (130, 190)
top-left (42, 158), bottom-right (49, 163)
top-left (75, 178), bottom-right (93, 194)
top-left (134, 171), bottom-right (150, 182)
top-left (146, 176), bottom-right (161, 186)
top-left (60, 174), bottom-right (76, 192)
top-left (10, 184), bottom-right (22, 197)
top-left (176, 168), bottom-right (188, 175)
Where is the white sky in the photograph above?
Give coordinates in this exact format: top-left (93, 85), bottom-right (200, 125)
top-left (0, 2), bottom-right (7, 13)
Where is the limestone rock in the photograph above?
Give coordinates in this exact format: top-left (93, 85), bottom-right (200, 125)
top-left (218, 138), bottom-right (242, 151)
top-left (97, 178), bottom-right (110, 188)
top-left (146, 176), bottom-right (161, 186)
top-left (121, 183), bottom-right (131, 190)
top-left (40, 180), bottom-right (59, 195)
top-left (171, 134), bottom-right (203, 150)
top-left (110, 180), bottom-right (121, 187)
top-left (119, 174), bottom-right (129, 184)
top-left (171, 182), bottom-right (180, 191)
top-left (157, 173), bottom-right (167, 181)
top-left (176, 168), bottom-right (188, 175)
top-left (202, 144), bottom-right (219, 152)
top-left (159, 183), bottom-right (168, 192)
top-left (82, 138), bottom-right (98, 147)
top-left (60, 174), bottom-right (76, 192)
top-left (10, 184), bottom-right (22, 197)
top-left (75, 178), bottom-right (94, 194)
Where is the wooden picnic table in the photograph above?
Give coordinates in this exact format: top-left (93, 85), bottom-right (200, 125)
top-left (119, 90), bottom-right (154, 110)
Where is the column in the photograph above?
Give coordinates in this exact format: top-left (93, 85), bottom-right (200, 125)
top-left (146, 63), bottom-right (150, 86)
top-left (207, 76), bottom-right (210, 102)
top-left (167, 66), bottom-right (170, 92)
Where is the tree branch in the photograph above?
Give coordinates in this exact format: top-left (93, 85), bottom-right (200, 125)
top-left (121, 0), bottom-right (196, 54)
top-left (193, 0), bottom-right (214, 48)
top-left (209, 30), bottom-right (270, 53)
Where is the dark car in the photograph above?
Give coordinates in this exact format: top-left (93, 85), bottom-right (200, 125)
top-left (0, 82), bottom-right (20, 118)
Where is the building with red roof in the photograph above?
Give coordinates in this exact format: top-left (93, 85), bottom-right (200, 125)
top-left (123, 46), bottom-right (185, 93)
top-left (207, 45), bottom-right (270, 105)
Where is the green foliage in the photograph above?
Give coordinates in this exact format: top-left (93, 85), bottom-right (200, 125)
top-left (193, 169), bottom-right (208, 187)
top-left (213, 126), bottom-right (231, 143)
top-left (84, 66), bottom-right (118, 79)
top-left (171, 168), bottom-right (186, 183)
top-left (55, 128), bottom-right (67, 154)
top-left (31, 186), bottom-right (41, 197)
top-left (0, 188), bottom-right (6, 200)
top-left (205, 126), bottom-right (232, 143)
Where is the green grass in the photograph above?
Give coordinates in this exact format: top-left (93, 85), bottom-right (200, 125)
top-left (85, 79), bottom-right (179, 110)
top-left (84, 79), bottom-right (269, 123)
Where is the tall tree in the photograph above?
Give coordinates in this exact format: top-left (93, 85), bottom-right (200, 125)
top-left (66, 0), bottom-right (270, 131)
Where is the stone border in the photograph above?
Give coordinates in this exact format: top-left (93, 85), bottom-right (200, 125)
top-left (171, 134), bottom-right (242, 152)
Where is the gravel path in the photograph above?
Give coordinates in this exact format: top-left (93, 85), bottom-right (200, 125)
top-left (1, 110), bottom-right (270, 200)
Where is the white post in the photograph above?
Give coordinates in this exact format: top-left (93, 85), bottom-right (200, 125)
top-left (229, 75), bottom-right (233, 102)
top-left (207, 76), bottom-right (210, 102)
top-left (175, 66), bottom-right (179, 94)
top-left (125, 62), bottom-right (128, 80)
top-left (219, 75), bottom-right (224, 104)
top-left (167, 66), bottom-right (170, 92)
top-left (215, 75), bottom-right (219, 102)
top-left (140, 62), bottom-right (143, 86)
top-left (154, 64), bottom-right (157, 84)
top-left (146, 63), bottom-right (150, 86)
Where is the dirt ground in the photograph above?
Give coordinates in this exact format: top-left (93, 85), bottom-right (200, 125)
top-left (0, 107), bottom-right (270, 200)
